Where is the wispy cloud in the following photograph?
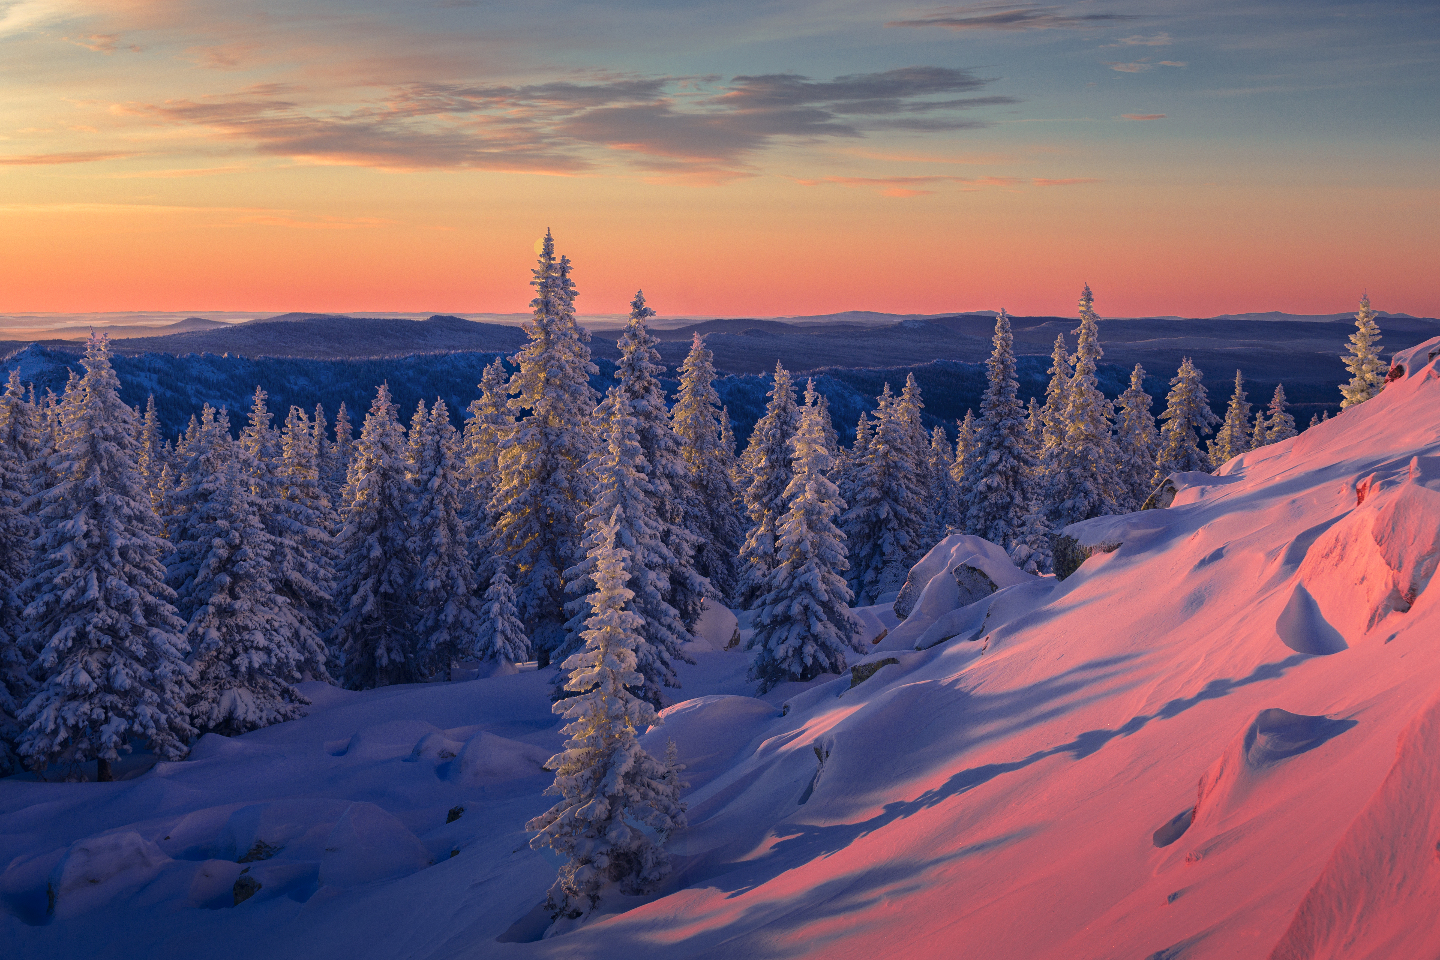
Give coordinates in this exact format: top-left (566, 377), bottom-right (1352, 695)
top-left (1119, 113), bottom-right (1165, 120)
top-left (0, 150), bottom-right (136, 165)
top-left (121, 67), bottom-right (1018, 179)
top-left (1106, 58), bottom-right (1186, 72)
top-left (887, 3), bottom-right (1139, 32)
top-left (795, 174), bottom-right (1100, 196)
top-left (64, 33), bottom-right (140, 53)
top-left (1110, 32), bottom-right (1171, 46)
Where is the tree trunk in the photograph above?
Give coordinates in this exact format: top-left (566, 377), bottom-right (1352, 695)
top-left (96, 757), bottom-right (113, 782)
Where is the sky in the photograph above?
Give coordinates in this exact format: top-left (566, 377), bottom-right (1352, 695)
top-left (1, 0), bottom-right (1437, 318)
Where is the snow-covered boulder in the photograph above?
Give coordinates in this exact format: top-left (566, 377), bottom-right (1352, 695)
top-left (690, 598), bottom-right (741, 652)
top-left (885, 535), bottom-right (1036, 649)
top-left (317, 803), bottom-right (431, 887)
top-left (1387, 334), bottom-right (1440, 382)
top-left (451, 730), bottom-right (550, 784)
top-left (48, 831), bottom-right (172, 918)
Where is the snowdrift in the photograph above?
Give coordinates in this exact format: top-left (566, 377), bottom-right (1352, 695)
top-left (4, 337), bottom-right (1440, 960)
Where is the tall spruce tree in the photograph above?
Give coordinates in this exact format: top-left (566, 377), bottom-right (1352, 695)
top-left (928, 425), bottom-right (955, 538)
top-left (182, 437), bottom-right (310, 735)
top-left (613, 292), bottom-right (708, 627)
top-left (748, 401), bottom-right (861, 693)
top-left (1340, 295), bottom-right (1386, 409)
top-left (1114, 364), bottom-right (1158, 509)
top-left (1152, 358), bottom-right (1220, 486)
top-left (0, 374), bottom-right (37, 773)
top-left (326, 401), bottom-right (356, 508)
top-left (562, 389), bottom-right (690, 709)
top-left (843, 384), bottom-right (926, 605)
top-left (963, 311), bottom-right (1035, 550)
top-left (950, 409), bottom-right (976, 530)
top-left (528, 515), bottom-right (686, 919)
top-left (409, 399), bottom-right (486, 680)
top-left (1208, 370), bottom-right (1252, 468)
top-left (461, 357), bottom-right (513, 562)
top-left (1040, 334), bottom-right (1073, 454)
top-left (490, 232), bottom-right (598, 662)
top-left (672, 333), bottom-right (745, 603)
top-left (18, 335), bottom-right (194, 781)
top-left (736, 363), bottom-right (801, 608)
top-left (471, 564), bottom-right (530, 665)
top-left (1044, 284), bottom-right (1124, 526)
top-left (275, 404), bottom-right (337, 679)
top-left (333, 383), bottom-right (417, 689)
top-left (1264, 385), bottom-right (1298, 443)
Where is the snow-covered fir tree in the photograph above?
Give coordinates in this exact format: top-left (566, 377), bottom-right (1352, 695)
top-left (18, 335), bottom-right (194, 781)
top-left (1040, 334), bottom-right (1073, 454)
top-left (737, 362), bottom-right (801, 608)
top-left (1208, 370), bottom-right (1252, 468)
top-left (181, 437), bottom-right (310, 735)
top-left (471, 563), bottom-right (529, 665)
top-left (527, 515), bottom-right (686, 919)
top-left (1008, 499), bottom-right (1054, 576)
top-left (837, 411), bottom-right (872, 532)
top-left (1114, 364), bottom-right (1158, 509)
top-left (843, 384), bottom-right (926, 605)
top-left (275, 404), bottom-right (337, 679)
top-left (963, 311), bottom-right (1036, 550)
top-left (1264, 385), bottom-right (1298, 443)
top-left (563, 388), bottom-right (691, 710)
top-left (0, 374), bottom-right (37, 774)
top-left (612, 292), bottom-right (708, 628)
top-left (326, 401), bottom-right (356, 508)
top-left (672, 333), bottom-right (745, 603)
top-left (748, 400), bottom-right (862, 694)
top-left (408, 399), bottom-right (486, 680)
top-left (1152, 358), bottom-right (1221, 486)
top-left (1043, 284), bottom-right (1124, 527)
top-left (333, 383), bottom-right (417, 689)
top-left (928, 425), bottom-right (955, 538)
top-left (490, 231), bottom-right (598, 663)
top-left (461, 357), bottom-right (513, 555)
top-left (949, 409), bottom-right (975, 529)
top-left (1025, 397), bottom-right (1043, 453)
top-left (1340, 295), bottom-right (1386, 409)
top-left (895, 373), bottom-right (936, 549)
top-left (166, 405), bottom-right (233, 602)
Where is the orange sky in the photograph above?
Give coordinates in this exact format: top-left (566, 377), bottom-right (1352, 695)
top-left (2, 1), bottom-right (1437, 318)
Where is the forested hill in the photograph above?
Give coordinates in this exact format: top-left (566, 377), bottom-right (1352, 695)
top-left (0, 342), bottom-right (1344, 449)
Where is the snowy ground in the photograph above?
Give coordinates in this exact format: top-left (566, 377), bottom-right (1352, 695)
top-left (5, 339), bottom-right (1440, 960)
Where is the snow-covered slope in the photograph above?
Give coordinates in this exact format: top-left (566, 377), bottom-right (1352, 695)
top-left (5, 339), bottom-right (1440, 959)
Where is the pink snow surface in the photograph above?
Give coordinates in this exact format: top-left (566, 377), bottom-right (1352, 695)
top-left (4, 338), bottom-right (1440, 959)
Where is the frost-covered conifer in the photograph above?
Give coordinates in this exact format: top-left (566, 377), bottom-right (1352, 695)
top-left (490, 232), bottom-right (597, 662)
top-left (1008, 500), bottom-right (1053, 575)
top-left (1040, 334), bottom-right (1073, 453)
top-left (562, 389), bottom-right (690, 709)
top-left (274, 404), bottom-right (337, 679)
top-left (136, 394), bottom-right (165, 509)
top-left (672, 333), bottom-right (745, 603)
top-left (182, 438), bottom-right (310, 735)
top-left (461, 358), bottom-right (512, 550)
top-left (1114, 364), bottom-right (1158, 510)
top-left (1152, 358), bottom-right (1220, 486)
top-left (18, 335), bottom-right (194, 781)
top-left (963, 311), bottom-right (1035, 550)
top-left (1265, 385), bottom-right (1298, 443)
top-left (409, 399), bottom-right (485, 679)
top-left (166, 405), bottom-right (233, 614)
top-left (843, 384), bottom-right (926, 604)
top-left (528, 516), bottom-right (686, 919)
top-left (613, 292), bottom-right (708, 627)
top-left (949, 409), bottom-right (975, 529)
top-left (1340, 295), bottom-right (1386, 409)
top-left (1025, 397), bottom-right (1043, 452)
top-left (0, 375), bottom-right (37, 774)
top-left (327, 401), bottom-right (356, 507)
top-left (737, 362), bottom-right (800, 608)
top-left (334, 383), bottom-right (417, 689)
top-left (1044, 285), bottom-right (1123, 526)
top-left (471, 564), bottom-right (529, 665)
top-left (1208, 370), bottom-right (1251, 468)
top-left (928, 425), bottom-right (955, 538)
top-left (748, 402), bottom-right (861, 693)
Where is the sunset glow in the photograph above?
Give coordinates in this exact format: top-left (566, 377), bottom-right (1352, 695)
top-left (2, 1), bottom-right (1437, 317)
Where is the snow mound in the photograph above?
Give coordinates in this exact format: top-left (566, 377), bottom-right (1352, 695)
top-left (451, 730), bottom-right (550, 783)
top-left (1388, 334), bottom-right (1440, 380)
top-left (48, 832), bottom-right (172, 919)
top-left (334, 719), bottom-right (446, 761)
top-left (317, 803), bottom-right (431, 887)
top-left (689, 599), bottom-right (740, 652)
top-left (1267, 691), bottom-right (1440, 960)
top-left (217, 799), bottom-right (353, 862)
top-left (887, 534), bottom-right (1036, 649)
top-left (1296, 470), bottom-right (1440, 643)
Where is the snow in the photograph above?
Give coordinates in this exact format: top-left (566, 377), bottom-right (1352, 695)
top-left (4, 336), bottom-right (1440, 958)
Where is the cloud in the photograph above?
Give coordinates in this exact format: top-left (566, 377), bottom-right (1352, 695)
top-left (1105, 58), bottom-right (1186, 72)
top-left (125, 67), bottom-right (1018, 178)
top-left (1032, 176), bottom-right (1102, 184)
top-left (1111, 32), bottom-right (1171, 46)
top-left (887, 3), bottom-right (1139, 32)
top-left (0, 150), bottom-right (136, 165)
top-left (796, 174), bottom-right (1099, 196)
top-left (64, 33), bottom-right (140, 53)
top-left (1120, 113), bottom-right (1165, 120)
